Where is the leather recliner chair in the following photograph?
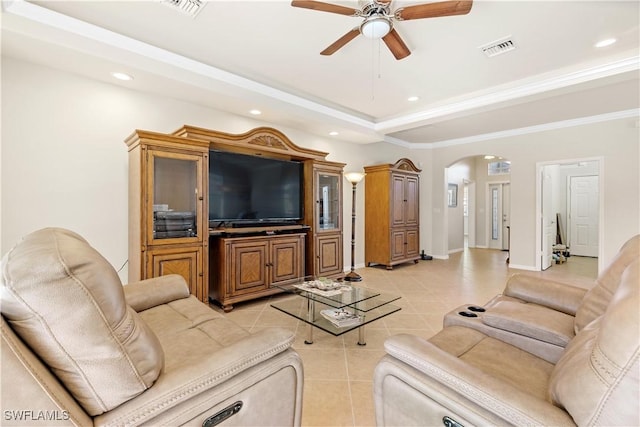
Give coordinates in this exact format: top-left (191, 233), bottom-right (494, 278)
top-left (1, 228), bottom-right (304, 426)
top-left (373, 241), bottom-right (639, 426)
top-left (444, 234), bottom-right (640, 363)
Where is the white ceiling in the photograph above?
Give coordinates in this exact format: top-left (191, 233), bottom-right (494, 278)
top-left (2, 0), bottom-right (639, 146)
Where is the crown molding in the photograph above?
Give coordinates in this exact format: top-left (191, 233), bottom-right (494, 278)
top-left (376, 54), bottom-right (640, 135)
top-left (400, 109), bottom-right (640, 150)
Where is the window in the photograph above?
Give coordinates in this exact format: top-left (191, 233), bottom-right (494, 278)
top-left (491, 187), bottom-right (499, 240)
top-left (463, 185), bottom-right (469, 217)
top-left (488, 161), bottom-right (511, 176)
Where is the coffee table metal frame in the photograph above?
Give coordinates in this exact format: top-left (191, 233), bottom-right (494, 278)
top-left (271, 278), bottom-right (401, 345)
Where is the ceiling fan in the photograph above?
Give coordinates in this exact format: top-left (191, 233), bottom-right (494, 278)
top-left (291, 0), bottom-right (473, 60)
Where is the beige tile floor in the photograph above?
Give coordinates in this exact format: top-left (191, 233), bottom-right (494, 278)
top-left (211, 248), bottom-right (598, 427)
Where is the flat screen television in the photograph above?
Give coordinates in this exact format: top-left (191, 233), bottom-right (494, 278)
top-left (209, 150), bottom-right (304, 225)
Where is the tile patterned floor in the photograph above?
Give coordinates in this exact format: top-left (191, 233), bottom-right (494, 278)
top-left (211, 248), bottom-right (597, 426)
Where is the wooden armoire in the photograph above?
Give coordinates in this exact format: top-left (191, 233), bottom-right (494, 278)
top-left (364, 158), bottom-right (421, 269)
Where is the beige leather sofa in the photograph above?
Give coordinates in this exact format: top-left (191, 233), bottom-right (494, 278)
top-left (443, 234), bottom-right (639, 363)
top-left (374, 239), bottom-right (639, 426)
top-left (1, 228), bottom-right (304, 426)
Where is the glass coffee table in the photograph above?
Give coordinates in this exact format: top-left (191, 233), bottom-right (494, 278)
top-left (271, 277), bottom-right (401, 345)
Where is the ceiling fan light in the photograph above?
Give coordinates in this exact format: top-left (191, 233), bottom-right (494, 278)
top-left (360, 15), bottom-right (391, 39)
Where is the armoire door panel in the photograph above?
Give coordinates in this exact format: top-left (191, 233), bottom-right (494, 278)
top-left (405, 176), bottom-right (419, 227)
top-left (391, 230), bottom-right (406, 260)
top-left (391, 175), bottom-right (406, 226)
top-left (406, 229), bottom-right (420, 258)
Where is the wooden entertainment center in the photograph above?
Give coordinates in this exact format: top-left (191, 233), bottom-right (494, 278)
top-left (125, 126), bottom-right (345, 311)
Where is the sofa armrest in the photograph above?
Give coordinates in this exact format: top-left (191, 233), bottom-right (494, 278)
top-left (482, 301), bottom-right (575, 346)
top-left (382, 334), bottom-right (575, 426)
top-left (503, 273), bottom-right (588, 315)
top-left (124, 275), bottom-right (190, 312)
top-left (95, 328), bottom-right (299, 427)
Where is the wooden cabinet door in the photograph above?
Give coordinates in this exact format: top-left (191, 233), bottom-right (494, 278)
top-left (147, 246), bottom-right (202, 299)
top-left (391, 174), bottom-right (406, 227)
top-left (405, 229), bottom-right (420, 258)
top-left (229, 240), bottom-right (268, 296)
top-left (391, 230), bottom-right (406, 261)
top-left (270, 236), bottom-right (304, 284)
top-left (405, 176), bottom-right (419, 227)
top-left (316, 234), bottom-right (342, 277)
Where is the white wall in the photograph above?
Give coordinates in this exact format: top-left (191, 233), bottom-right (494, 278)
top-left (2, 57), bottom-right (638, 276)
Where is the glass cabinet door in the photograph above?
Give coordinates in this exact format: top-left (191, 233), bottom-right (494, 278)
top-left (148, 150), bottom-right (202, 243)
top-left (317, 171), bottom-right (340, 231)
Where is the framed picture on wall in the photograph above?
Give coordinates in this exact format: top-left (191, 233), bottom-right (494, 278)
top-left (448, 183), bottom-right (458, 207)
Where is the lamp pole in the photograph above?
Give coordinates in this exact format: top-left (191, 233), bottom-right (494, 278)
top-left (344, 172), bottom-right (365, 282)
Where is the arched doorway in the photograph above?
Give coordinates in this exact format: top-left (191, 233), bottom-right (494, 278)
top-left (446, 155), bottom-right (511, 254)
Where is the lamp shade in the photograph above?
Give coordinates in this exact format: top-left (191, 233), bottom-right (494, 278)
top-left (345, 172), bottom-right (366, 184)
top-left (360, 15), bottom-right (391, 39)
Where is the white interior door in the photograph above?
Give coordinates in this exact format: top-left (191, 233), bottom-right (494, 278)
top-left (569, 175), bottom-right (599, 257)
top-left (541, 170), bottom-right (554, 270)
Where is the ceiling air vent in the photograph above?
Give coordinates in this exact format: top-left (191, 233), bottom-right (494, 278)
top-left (479, 37), bottom-right (516, 58)
top-left (161, 0), bottom-right (205, 17)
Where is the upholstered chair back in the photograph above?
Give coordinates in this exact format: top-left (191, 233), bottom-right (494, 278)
top-left (0, 228), bottom-right (164, 415)
top-left (574, 234), bottom-right (640, 332)
top-left (549, 259), bottom-right (639, 426)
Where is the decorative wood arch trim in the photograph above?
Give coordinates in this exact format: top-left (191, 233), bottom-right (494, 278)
top-left (393, 158), bottom-right (422, 173)
top-left (364, 158), bottom-right (422, 174)
top-left (173, 125), bottom-right (329, 161)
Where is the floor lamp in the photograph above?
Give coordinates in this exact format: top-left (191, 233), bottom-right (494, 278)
top-left (344, 171), bottom-right (365, 282)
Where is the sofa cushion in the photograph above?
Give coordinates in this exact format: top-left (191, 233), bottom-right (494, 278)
top-left (482, 300), bottom-right (575, 346)
top-left (549, 259), bottom-right (640, 426)
top-left (427, 326), bottom-right (555, 400)
top-left (574, 235), bottom-right (640, 332)
top-left (0, 228), bottom-right (164, 416)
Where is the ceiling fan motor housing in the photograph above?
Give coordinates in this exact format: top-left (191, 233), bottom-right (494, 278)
top-left (359, 0), bottom-right (391, 17)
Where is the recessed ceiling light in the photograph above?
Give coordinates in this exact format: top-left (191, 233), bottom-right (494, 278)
top-left (329, 131), bottom-right (339, 136)
top-left (249, 109), bottom-right (262, 115)
top-left (407, 96), bottom-right (419, 102)
top-left (484, 155), bottom-right (496, 160)
top-left (595, 38), bottom-right (616, 48)
top-left (111, 72), bottom-right (133, 81)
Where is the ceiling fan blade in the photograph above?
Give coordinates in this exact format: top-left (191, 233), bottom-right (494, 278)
top-left (291, 1), bottom-right (359, 16)
top-left (321, 28), bottom-right (360, 55)
top-left (382, 29), bottom-right (411, 60)
top-left (396, 1), bottom-right (473, 21)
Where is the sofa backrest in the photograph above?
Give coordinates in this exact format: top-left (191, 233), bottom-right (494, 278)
top-left (549, 259), bottom-right (639, 426)
top-left (574, 234), bottom-right (640, 332)
top-left (0, 228), bottom-right (164, 416)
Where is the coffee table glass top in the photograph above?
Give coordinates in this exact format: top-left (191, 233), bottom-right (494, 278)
top-left (271, 277), bottom-right (401, 337)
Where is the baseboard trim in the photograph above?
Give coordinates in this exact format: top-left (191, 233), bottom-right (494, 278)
top-left (448, 248), bottom-right (464, 254)
top-left (508, 263), bottom-right (538, 271)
